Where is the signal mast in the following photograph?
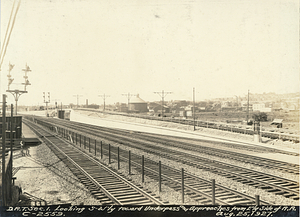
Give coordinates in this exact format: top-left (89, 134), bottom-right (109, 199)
top-left (6, 63), bottom-right (31, 115)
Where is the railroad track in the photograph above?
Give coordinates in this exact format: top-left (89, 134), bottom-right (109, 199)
top-left (89, 137), bottom-right (300, 201)
top-left (24, 118), bottom-right (269, 205)
top-left (29, 116), bottom-right (299, 174)
top-left (26, 117), bottom-right (300, 201)
top-left (24, 120), bottom-right (164, 205)
top-left (76, 108), bottom-right (300, 143)
top-left (105, 145), bottom-right (270, 205)
top-left (133, 133), bottom-right (300, 174)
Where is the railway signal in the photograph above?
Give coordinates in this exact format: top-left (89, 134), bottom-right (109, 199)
top-left (6, 63), bottom-right (30, 115)
top-left (43, 92), bottom-right (50, 116)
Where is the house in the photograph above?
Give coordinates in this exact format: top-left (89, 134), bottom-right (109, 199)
top-left (271, 119), bottom-right (283, 128)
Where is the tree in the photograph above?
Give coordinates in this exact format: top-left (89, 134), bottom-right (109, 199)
top-left (252, 112), bottom-right (268, 122)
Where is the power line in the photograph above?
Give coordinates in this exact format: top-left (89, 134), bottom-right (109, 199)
top-left (0, 0), bottom-right (21, 69)
top-left (0, 0), bottom-right (16, 63)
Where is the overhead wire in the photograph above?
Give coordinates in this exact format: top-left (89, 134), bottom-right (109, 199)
top-left (0, 0), bottom-right (21, 70)
top-left (0, 0), bottom-right (16, 64)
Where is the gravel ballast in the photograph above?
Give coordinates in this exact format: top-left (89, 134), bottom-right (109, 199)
top-left (13, 143), bottom-right (101, 205)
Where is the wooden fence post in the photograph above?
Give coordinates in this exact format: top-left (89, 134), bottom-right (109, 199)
top-left (109, 144), bottom-right (111, 164)
top-left (101, 141), bottom-right (103, 159)
top-left (142, 155), bottom-right (144, 183)
top-left (182, 168), bottom-right (184, 204)
top-left (128, 150), bottom-right (131, 175)
top-left (117, 147), bottom-right (120, 170)
top-left (255, 195), bottom-right (260, 205)
top-left (159, 161), bottom-right (161, 192)
top-left (212, 179), bottom-right (215, 205)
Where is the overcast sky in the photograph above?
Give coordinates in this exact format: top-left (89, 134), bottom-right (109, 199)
top-left (0, 0), bottom-right (299, 106)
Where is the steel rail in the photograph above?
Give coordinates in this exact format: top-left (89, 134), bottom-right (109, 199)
top-left (24, 120), bottom-right (164, 205)
top-left (32, 116), bottom-right (299, 173)
top-left (24, 117), bottom-right (299, 200)
top-left (106, 146), bottom-right (270, 205)
top-left (74, 108), bottom-right (300, 143)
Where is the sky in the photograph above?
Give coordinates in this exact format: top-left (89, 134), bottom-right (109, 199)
top-left (0, 0), bottom-right (299, 107)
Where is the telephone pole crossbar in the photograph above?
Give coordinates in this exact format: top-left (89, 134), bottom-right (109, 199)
top-left (98, 94), bottom-right (110, 111)
top-left (154, 90), bottom-right (172, 118)
top-left (122, 93), bottom-right (136, 112)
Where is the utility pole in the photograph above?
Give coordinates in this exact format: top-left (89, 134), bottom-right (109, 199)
top-left (43, 92), bottom-right (50, 116)
top-left (247, 90), bottom-right (250, 123)
top-left (154, 90), bottom-right (172, 118)
top-left (6, 63), bottom-right (31, 115)
top-left (193, 87), bottom-right (196, 131)
top-left (234, 95), bottom-right (239, 110)
top-left (73, 95), bottom-right (83, 108)
top-left (2, 95), bottom-right (6, 206)
top-left (122, 93), bottom-right (136, 112)
top-left (98, 94), bottom-right (110, 111)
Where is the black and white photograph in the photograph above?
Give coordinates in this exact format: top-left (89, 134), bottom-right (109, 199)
top-left (0, 0), bottom-right (299, 216)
